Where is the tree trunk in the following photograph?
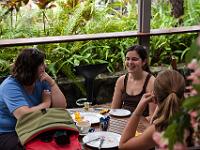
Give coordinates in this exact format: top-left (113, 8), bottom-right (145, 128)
top-left (170, 0), bottom-right (184, 18)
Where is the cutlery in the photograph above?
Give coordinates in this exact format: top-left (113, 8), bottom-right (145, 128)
top-left (98, 137), bottom-right (105, 150)
top-left (84, 137), bottom-right (101, 144)
top-left (93, 108), bottom-right (103, 111)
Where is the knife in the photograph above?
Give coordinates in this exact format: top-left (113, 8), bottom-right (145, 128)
top-left (84, 137), bottom-right (101, 144)
top-left (98, 137), bottom-right (105, 150)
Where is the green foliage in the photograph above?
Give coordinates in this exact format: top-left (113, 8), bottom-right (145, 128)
top-left (164, 111), bottom-right (191, 150)
top-left (183, 0), bottom-right (200, 26)
top-left (0, 59), bottom-right (10, 76)
top-left (0, 0), bottom-right (200, 81)
top-left (164, 94), bottom-right (200, 150)
top-left (185, 40), bottom-right (200, 63)
top-left (182, 95), bottom-right (200, 110)
top-left (163, 39), bottom-right (200, 149)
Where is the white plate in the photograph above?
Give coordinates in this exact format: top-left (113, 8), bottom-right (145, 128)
top-left (83, 131), bottom-right (121, 149)
top-left (79, 133), bottom-right (88, 136)
top-left (109, 109), bottom-right (131, 117)
top-left (71, 112), bottom-right (104, 124)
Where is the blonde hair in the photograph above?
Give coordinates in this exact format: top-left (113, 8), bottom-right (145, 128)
top-left (153, 70), bottom-right (185, 131)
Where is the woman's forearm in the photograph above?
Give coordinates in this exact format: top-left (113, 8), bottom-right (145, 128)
top-left (120, 113), bottom-right (141, 145)
top-left (120, 94), bottom-right (152, 148)
top-left (14, 102), bottom-right (50, 119)
top-left (50, 83), bottom-right (67, 108)
top-left (40, 72), bottom-right (67, 108)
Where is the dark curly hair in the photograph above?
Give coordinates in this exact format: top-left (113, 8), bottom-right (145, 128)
top-left (12, 48), bottom-right (45, 86)
top-left (126, 45), bottom-right (151, 73)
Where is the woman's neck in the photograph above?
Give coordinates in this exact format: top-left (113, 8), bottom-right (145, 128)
top-left (129, 70), bottom-right (145, 81)
top-left (24, 83), bottom-right (35, 94)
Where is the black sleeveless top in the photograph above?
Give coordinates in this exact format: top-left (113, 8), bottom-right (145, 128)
top-left (121, 73), bottom-right (152, 116)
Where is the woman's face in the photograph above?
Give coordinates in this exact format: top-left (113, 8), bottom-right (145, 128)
top-left (125, 50), bottom-right (145, 73)
top-left (37, 62), bottom-right (46, 78)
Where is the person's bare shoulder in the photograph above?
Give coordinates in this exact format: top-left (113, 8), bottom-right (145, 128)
top-left (115, 74), bottom-right (126, 91)
top-left (146, 75), bottom-right (155, 92)
top-left (149, 75), bottom-right (156, 83)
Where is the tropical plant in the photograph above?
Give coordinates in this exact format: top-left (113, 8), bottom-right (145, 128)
top-left (0, 0), bottom-right (199, 80)
top-left (163, 39), bottom-right (200, 150)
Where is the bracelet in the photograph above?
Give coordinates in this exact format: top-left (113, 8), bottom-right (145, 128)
top-left (50, 80), bottom-right (56, 87)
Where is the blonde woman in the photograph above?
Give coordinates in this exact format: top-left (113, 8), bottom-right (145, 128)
top-left (119, 70), bottom-right (185, 150)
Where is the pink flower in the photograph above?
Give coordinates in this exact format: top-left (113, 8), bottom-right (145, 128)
top-left (153, 132), bottom-right (188, 150)
top-left (173, 143), bottom-right (188, 150)
top-left (189, 111), bottom-right (198, 128)
top-left (187, 59), bottom-right (198, 70)
top-left (152, 132), bottom-right (168, 149)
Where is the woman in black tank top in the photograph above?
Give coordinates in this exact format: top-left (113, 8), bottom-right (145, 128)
top-left (111, 45), bottom-right (156, 117)
top-left (122, 73), bottom-right (152, 116)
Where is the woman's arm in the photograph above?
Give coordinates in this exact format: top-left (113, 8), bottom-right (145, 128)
top-left (119, 125), bottom-right (156, 150)
top-left (146, 76), bottom-right (157, 117)
top-left (13, 90), bottom-right (51, 119)
top-left (111, 76), bottom-right (124, 109)
top-left (40, 72), bottom-right (67, 108)
top-left (49, 80), bottom-right (67, 108)
top-left (119, 93), bottom-right (156, 150)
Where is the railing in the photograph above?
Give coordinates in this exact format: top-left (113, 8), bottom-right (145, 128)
top-left (0, 25), bottom-right (200, 47)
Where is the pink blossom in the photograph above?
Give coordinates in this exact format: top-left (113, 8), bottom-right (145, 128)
top-left (189, 111), bottom-right (198, 128)
top-left (187, 59), bottom-right (198, 70)
top-left (152, 132), bottom-right (168, 149)
top-left (153, 132), bottom-right (188, 150)
top-left (173, 143), bottom-right (188, 150)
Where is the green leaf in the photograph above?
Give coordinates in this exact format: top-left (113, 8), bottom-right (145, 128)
top-left (193, 84), bottom-right (200, 93)
top-left (47, 62), bottom-right (57, 78)
top-left (182, 96), bottom-right (200, 110)
top-left (185, 40), bottom-right (199, 63)
top-left (164, 123), bottom-right (178, 150)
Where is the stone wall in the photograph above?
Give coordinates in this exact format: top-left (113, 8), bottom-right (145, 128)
top-left (57, 72), bottom-right (124, 108)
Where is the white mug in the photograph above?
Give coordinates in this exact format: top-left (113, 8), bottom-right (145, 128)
top-left (76, 121), bottom-right (91, 134)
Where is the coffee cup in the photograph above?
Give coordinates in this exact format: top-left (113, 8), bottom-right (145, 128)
top-left (76, 120), bottom-right (91, 134)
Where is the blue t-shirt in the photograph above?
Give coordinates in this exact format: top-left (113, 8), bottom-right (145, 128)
top-left (0, 76), bottom-right (50, 134)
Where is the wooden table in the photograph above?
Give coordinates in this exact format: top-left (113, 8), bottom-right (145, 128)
top-left (67, 103), bottom-right (149, 150)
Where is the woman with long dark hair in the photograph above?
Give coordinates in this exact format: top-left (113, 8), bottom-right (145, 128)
top-left (111, 45), bottom-right (156, 117)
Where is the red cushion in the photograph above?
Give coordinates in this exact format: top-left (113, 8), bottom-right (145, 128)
top-left (25, 134), bottom-right (81, 150)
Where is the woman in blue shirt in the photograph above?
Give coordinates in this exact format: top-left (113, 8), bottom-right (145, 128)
top-left (0, 48), bottom-right (67, 150)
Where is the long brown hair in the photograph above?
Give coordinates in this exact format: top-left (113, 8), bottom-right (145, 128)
top-left (153, 70), bottom-right (185, 131)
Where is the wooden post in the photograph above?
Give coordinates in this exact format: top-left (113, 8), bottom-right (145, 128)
top-left (138, 0), bottom-right (151, 52)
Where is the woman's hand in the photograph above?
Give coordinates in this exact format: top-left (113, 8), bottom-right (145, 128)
top-left (42, 90), bottom-right (51, 108)
top-left (141, 92), bottom-right (154, 104)
top-left (40, 72), bottom-right (67, 108)
top-left (39, 72), bottom-right (55, 87)
top-left (135, 92), bottom-right (154, 115)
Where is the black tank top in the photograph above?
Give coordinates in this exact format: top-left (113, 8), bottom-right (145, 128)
top-left (121, 73), bottom-right (151, 116)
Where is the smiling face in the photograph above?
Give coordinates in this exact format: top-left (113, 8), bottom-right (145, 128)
top-left (125, 50), bottom-right (145, 73)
